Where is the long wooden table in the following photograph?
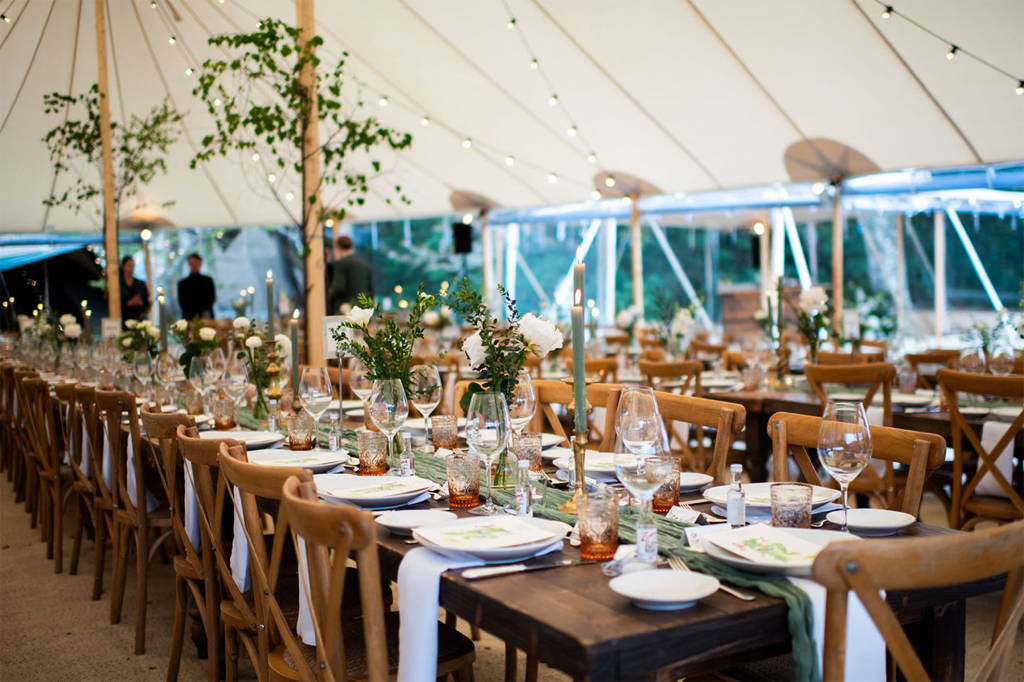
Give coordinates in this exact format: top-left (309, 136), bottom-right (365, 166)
top-left (374, 495), bottom-right (1001, 681)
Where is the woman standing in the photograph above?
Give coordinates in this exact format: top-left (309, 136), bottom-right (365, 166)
top-left (119, 255), bottom-right (150, 326)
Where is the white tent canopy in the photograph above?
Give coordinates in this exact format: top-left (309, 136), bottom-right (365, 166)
top-left (2, 0), bottom-right (1022, 234)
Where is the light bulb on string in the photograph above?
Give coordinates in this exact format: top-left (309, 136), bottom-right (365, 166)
top-left (505, 155), bottom-right (515, 166)
top-left (547, 173), bottom-right (558, 184)
top-left (1017, 81), bottom-right (1023, 95)
top-left (378, 95), bottom-right (388, 106)
top-left (251, 152), bottom-right (260, 161)
top-left (420, 116), bottom-right (430, 126)
top-left (587, 153), bottom-right (597, 164)
top-left (168, 36), bottom-right (176, 44)
top-left (462, 138), bottom-right (472, 149)
top-left (947, 45), bottom-right (957, 60)
top-left (591, 190), bottom-right (601, 200)
top-left (1, 14), bottom-right (9, 22)
top-left (150, 1), bottom-right (156, 7)
top-left (507, 18), bottom-right (516, 29)
top-left (811, 181), bottom-right (826, 196)
top-left (268, 173), bottom-right (277, 183)
top-left (548, 94), bottom-right (558, 105)
top-left (881, 6), bottom-right (892, 18)
top-left (213, 98), bottom-right (222, 107)
top-left (462, 213), bottom-right (473, 225)
top-left (605, 175), bottom-right (616, 188)
top-left (530, 59), bottom-right (538, 69)
top-left (567, 125), bottom-right (577, 137)
top-left (185, 68), bottom-right (194, 76)
top-left (285, 192), bottom-right (294, 201)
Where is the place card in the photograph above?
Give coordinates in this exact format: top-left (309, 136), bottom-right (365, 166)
top-left (101, 318), bottom-right (121, 340)
top-left (324, 478), bottom-right (430, 499)
top-left (667, 506), bottom-right (702, 525)
top-left (705, 525), bottom-right (824, 567)
top-left (321, 315), bottom-right (345, 359)
top-left (416, 517), bottom-right (556, 550)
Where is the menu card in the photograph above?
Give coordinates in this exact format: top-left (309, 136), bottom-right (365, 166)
top-left (416, 517), bottom-right (556, 550)
top-left (321, 315), bottom-right (345, 360)
top-left (705, 526), bottom-right (827, 567)
top-left (324, 477), bottom-right (430, 499)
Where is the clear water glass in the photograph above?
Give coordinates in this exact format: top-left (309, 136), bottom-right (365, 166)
top-left (300, 367), bottom-right (333, 448)
top-left (222, 355), bottom-right (250, 406)
top-left (465, 391), bottom-right (510, 516)
top-left (368, 379), bottom-right (409, 475)
top-left (818, 401), bottom-right (872, 532)
top-left (410, 365), bottom-right (442, 451)
top-left (508, 371), bottom-right (536, 434)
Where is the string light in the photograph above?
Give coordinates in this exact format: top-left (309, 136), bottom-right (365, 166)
top-left (591, 190), bottom-right (601, 200)
top-left (507, 17), bottom-right (516, 29)
top-left (378, 95), bottom-right (388, 106)
top-left (325, 218), bottom-right (335, 228)
top-left (251, 152), bottom-right (260, 161)
top-left (605, 175), bottom-right (616, 188)
top-left (947, 45), bottom-right (957, 60)
top-left (462, 138), bottom-right (472, 149)
top-left (548, 94), bottom-right (558, 105)
top-left (268, 173), bottom-right (277, 182)
top-left (285, 191), bottom-right (294, 201)
top-left (1017, 81), bottom-right (1023, 95)
top-left (567, 125), bottom-right (577, 137)
top-left (881, 6), bottom-right (892, 18)
top-left (1, 14), bottom-right (9, 23)
top-left (547, 173), bottom-right (558, 184)
top-left (150, 1), bottom-right (156, 7)
top-left (753, 222), bottom-right (765, 235)
top-left (213, 98), bottom-right (221, 107)
top-left (420, 116), bottom-right (430, 126)
top-left (505, 155), bottom-right (515, 166)
top-left (185, 68), bottom-right (194, 76)
top-left (168, 36), bottom-right (176, 44)
top-left (462, 213), bottom-right (473, 224)
top-left (530, 59), bottom-right (538, 69)
top-left (812, 181), bottom-right (826, 195)
top-left (587, 153), bottom-right (597, 164)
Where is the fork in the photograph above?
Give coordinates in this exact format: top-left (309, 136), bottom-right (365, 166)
top-left (680, 502), bottom-right (725, 524)
top-left (667, 557), bottom-right (756, 601)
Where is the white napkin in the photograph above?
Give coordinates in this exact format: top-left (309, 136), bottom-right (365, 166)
top-left (396, 540), bottom-right (563, 682)
top-left (80, 421), bottom-right (91, 478)
top-left (183, 462), bottom-right (201, 550)
top-left (295, 536), bottom-right (315, 645)
top-left (228, 485), bottom-right (251, 592)
top-left (975, 421), bottom-right (1015, 498)
top-left (865, 405), bottom-right (887, 475)
top-left (101, 424), bottom-right (112, 491)
top-left (789, 577), bottom-right (886, 681)
top-left (125, 436), bottom-right (160, 512)
top-left (666, 505), bottom-right (702, 525)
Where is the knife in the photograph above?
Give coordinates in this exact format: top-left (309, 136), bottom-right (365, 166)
top-left (462, 558), bottom-right (576, 580)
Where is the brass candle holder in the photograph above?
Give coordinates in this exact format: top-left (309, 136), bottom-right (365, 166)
top-left (265, 344), bottom-right (284, 403)
top-left (558, 376), bottom-right (593, 514)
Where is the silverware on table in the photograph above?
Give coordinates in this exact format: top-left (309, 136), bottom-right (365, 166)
top-left (666, 557), bottom-right (756, 601)
top-left (461, 558), bottom-right (575, 580)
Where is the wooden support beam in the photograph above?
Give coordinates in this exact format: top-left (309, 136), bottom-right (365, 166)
top-left (895, 213), bottom-right (905, 329)
top-left (934, 210), bottom-right (946, 344)
top-left (94, 0), bottom-right (119, 321)
top-left (629, 194), bottom-right (643, 315)
top-left (296, 0), bottom-right (325, 367)
top-left (831, 193), bottom-right (844, 334)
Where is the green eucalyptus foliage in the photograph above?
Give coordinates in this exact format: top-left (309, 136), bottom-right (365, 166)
top-left (190, 18), bottom-right (413, 231)
top-left (42, 84), bottom-right (182, 220)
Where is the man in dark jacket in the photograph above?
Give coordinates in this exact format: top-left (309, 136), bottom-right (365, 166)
top-left (177, 253), bottom-right (217, 320)
top-left (328, 235), bottom-right (373, 313)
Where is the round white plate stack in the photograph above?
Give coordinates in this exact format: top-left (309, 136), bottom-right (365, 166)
top-left (824, 508), bottom-right (915, 536)
top-left (609, 569), bottom-right (720, 610)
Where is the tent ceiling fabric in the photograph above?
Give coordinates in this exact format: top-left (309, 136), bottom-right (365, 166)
top-left (1, 0), bottom-right (1021, 234)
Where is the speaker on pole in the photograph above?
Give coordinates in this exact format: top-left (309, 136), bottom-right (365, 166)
top-left (453, 222), bottom-right (473, 254)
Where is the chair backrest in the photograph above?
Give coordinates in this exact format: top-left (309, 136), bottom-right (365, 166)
top-left (904, 352), bottom-right (959, 388)
top-left (638, 359), bottom-right (703, 396)
top-left (722, 351), bottom-right (747, 371)
top-left (21, 378), bottom-right (60, 477)
top-left (804, 362), bottom-right (896, 425)
top-left (768, 412), bottom-right (946, 517)
top-left (604, 332), bottom-right (631, 349)
top-left (816, 350), bottom-right (885, 365)
top-left (686, 340), bottom-right (727, 361)
top-left (94, 389), bottom-right (148, 522)
top-left (859, 339), bottom-right (887, 352)
top-left (55, 381), bottom-right (90, 488)
top-left (73, 384), bottom-right (104, 495)
top-left (564, 357), bottom-right (618, 384)
top-left (523, 354), bottom-right (543, 379)
top-left (640, 348), bottom-right (667, 362)
top-left (936, 369), bottom-right (1024, 527)
top-left (638, 336), bottom-right (665, 350)
top-left (813, 520), bottom-right (1024, 682)
top-left (652, 391), bottom-right (746, 484)
top-left (140, 406), bottom-right (196, 555)
top-left (276, 475), bottom-right (389, 681)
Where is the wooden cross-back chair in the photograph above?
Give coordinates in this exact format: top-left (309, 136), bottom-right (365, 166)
top-left (804, 362), bottom-right (898, 506)
top-left (639, 336), bottom-right (666, 351)
top-left (815, 520), bottom-right (1024, 682)
top-left (95, 388), bottom-right (172, 655)
top-left (564, 357), bottom-right (618, 384)
top-left (936, 369), bottom-right (1024, 530)
top-left (686, 340), bottom-right (727, 363)
top-left (0, 362), bottom-right (19, 481)
top-left (722, 351), bottom-right (747, 371)
top-left (139, 408), bottom-right (206, 681)
top-left (523, 353), bottom-right (543, 379)
top-left (604, 331), bottom-right (631, 351)
top-left (638, 360), bottom-right (706, 465)
top-left (268, 476), bottom-right (476, 681)
top-left (60, 383), bottom-right (98, 579)
top-left (768, 412), bottom-right (946, 518)
top-left (13, 369), bottom-right (40, 518)
top-left (73, 384), bottom-right (116, 601)
top-left (815, 350), bottom-right (885, 365)
top-left (904, 351), bottom-right (959, 389)
top-left (652, 391), bottom-right (746, 484)
top-left (175, 425), bottom-right (253, 682)
top-left (52, 381), bottom-right (85, 574)
top-left (640, 348), bottom-right (667, 362)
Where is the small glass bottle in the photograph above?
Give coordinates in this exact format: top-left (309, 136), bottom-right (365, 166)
top-left (327, 415), bottom-right (341, 452)
top-left (727, 463), bottom-right (746, 528)
top-left (636, 514), bottom-right (658, 564)
top-left (399, 433), bottom-right (414, 476)
top-left (267, 400), bottom-right (280, 433)
top-left (515, 458), bottom-right (532, 517)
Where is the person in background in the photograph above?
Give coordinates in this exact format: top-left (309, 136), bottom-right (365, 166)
top-left (178, 253), bottom-right (217, 320)
top-left (119, 255), bottom-right (150, 326)
top-left (329, 235), bottom-right (373, 314)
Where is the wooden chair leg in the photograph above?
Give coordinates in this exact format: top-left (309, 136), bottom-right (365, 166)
top-left (504, 642), bottom-right (517, 681)
top-left (135, 526), bottom-right (149, 655)
top-left (470, 625), bottom-right (481, 641)
top-left (92, 514), bottom-right (107, 601)
top-left (110, 523), bottom-right (131, 624)
top-left (70, 496), bottom-right (85, 576)
top-left (168, 575), bottom-right (188, 682)
top-left (224, 624), bottom-right (238, 682)
top-left (525, 654), bottom-right (539, 682)
top-left (53, 482), bottom-right (63, 574)
top-left (205, 570), bottom-right (221, 682)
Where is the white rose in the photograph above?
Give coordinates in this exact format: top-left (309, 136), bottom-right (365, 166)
top-left (346, 306), bottom-right (373, 327)
top-left (232, 317), bottom-right (250, 330)
top-left (146, 325), bottom-right (161, 339)
top-left (866, 315), bottom-right (881, 330)
top-left (64, 324), bottom-right (82, 339)
top-left (173, 319), bottom-right (189, 333)
top-left (440, 305), bottom-right (452, 319)
top-left (245, 336), bottom-right (263, 349)
top-left (125, 320), bottom-right (138, 329)
top-left (462, 331), bottom-right (486, 368)
top-left (421, 310), bottom-right (441, 327)
top-left (37, 323), bottom-right (51, 334)
top-left (17, 317), bottom-right (32, 332)
top-left (60, 314), bottom-right (76, 327)
top-left (519, 313), bottom-right (563, 358)
top-left (274, 333), bottom-right (291, 358)
top-left (671, 308), bottom-right (694, 338)
top-left (339, 303), bottom-right (352, 315)
top-left (199, 328), bottom-right (217, 342)
top-left (798, 286), bottom-right (829, 315)
top-left (616, 308), bottom-right (635, 329)
top-left (753, 309), bottom-right (768, 321)
top-left (122, 338), bottom-right (133, 348)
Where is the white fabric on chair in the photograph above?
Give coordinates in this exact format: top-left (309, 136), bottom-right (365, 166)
top-left (228, 485), bottom-right (251, 592)
top-left (975, 421), bottom-right (1015, 499)
top-left (80, 421), bottom-right (91, 478)
top-left (101, 424), bottom-right (112, 491)
top-left (183, 462), bottom-right (201, 550)
top-left (125, 436), bottom-right (160, 512)
top-left (294, 536), bottom-right (315, 646)
top-left (865, 405), bottom-right (886, 474)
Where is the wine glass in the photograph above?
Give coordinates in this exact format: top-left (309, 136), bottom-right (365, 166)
top-left (133, 353), bottom-right (154, 402)
top-left (817, 401), bottom-right (872, 532)
top-left (189, 356), bottom-right (216, 413)
top-left (988, 345), bottom-right (1015, 376)
top-left (508, 371), bottom-right (536, 435)
top-left (368, 379), bottom-right (409, 475)
top-left (465, 391), bottom-right (510, 516)
top-left (300, 367), bottom-right (333, 449)
top-left (349, 358), bottom-right (374, 417)
top-left (409, 365), bottom-right (442, 452)
top-left (222, 355), bottom-right (250, 408)
top-left (74, 344), bottom-right (91, 381)
top-left (958, 346), bottom-right (986, 408)
top-left (208, 347), bottom-right (227, 382)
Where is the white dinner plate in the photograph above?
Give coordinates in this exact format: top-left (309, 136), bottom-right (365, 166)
top-left (825, 508), bottom-right (916, 536)
top-left (314, 474), bottom-right (434, 509)
top-left (704, 527), bottom-right (860, 577)
top-left (679, 472), bottom-right (714, 492)
top-left (702, 378), bottom-right (740, 390)
top-left (246, 449), bottom-right (350, 473)
top-left (703, 482), bottom-right (840, 510)
top-left (542, 446), bottom-right (572, 463)
top-left (403, 417), bottom-right (467, 432)
top-left (891, 394), bottom-right (934, 406)
top-left (198, 430), bottom-right (285, 449)
top-left (827, 392), bottom-right (867, 402)
top-left (609, 569), bottom-right (720, 610)
top-left (991, 406), bottom-right (1023, 421)
top-left (540, 433), bottom-right (566, 449)
top-left (375, 510), bottom-right (457, 536)
top-left (412, 517), bottom-right (567, 564)
top-left (958, 407), bottom-right (990, 417)
top-left (552, 451), bottom-right (623, 479)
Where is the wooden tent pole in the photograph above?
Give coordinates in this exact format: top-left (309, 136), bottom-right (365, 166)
top-left (895, 213), bottom-right (905, 329)
top-left (629, 193), bottom-right (643, 316)
top-left (831, 191), bottom-right (844, 335)
top-left (296, 0), bottom-right (325, 368)
top-left (94, 0), bottom-right (120, 320)
top-left (934, 210), bottom-right (946, 344)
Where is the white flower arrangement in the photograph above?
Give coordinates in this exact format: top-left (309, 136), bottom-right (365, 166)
top-left (519, 312), bottom-right (564, 358)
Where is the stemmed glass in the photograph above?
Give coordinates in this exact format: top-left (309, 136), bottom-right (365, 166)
top-left (208, 347), bottom-right (227, 384)
top-left (133, 354), bottom-right (154, 403)
top-left (465, 391), bottom-right (510, 516)
top-left (155, 353), bottom-right (182, 407)
top-left (817, 401), bottom-right (872, 532)
top-left (300, 368), bottom-right (333, 450)
top-left (988, 344), bottom-right (1015, 376)
top-left (614, 387), bottom-right (672, 564)
top-left (189, 356), bottom-right (216, 415)
top-left (508, 371), bottom-right (537, 436)
top-left (349, 358), bottom-right (374, 418)
top-left (409, 365), bottom-right (442, 452)
top-left (222, 355), bottom-right (250, 410)
top-left (74, 344), bottom-right (91, 381)
top-left (368, 378), bottom-right (409, 476)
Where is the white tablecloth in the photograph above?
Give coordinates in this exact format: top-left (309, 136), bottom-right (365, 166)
top-left (976, 420), bottom-right (1016, 498)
